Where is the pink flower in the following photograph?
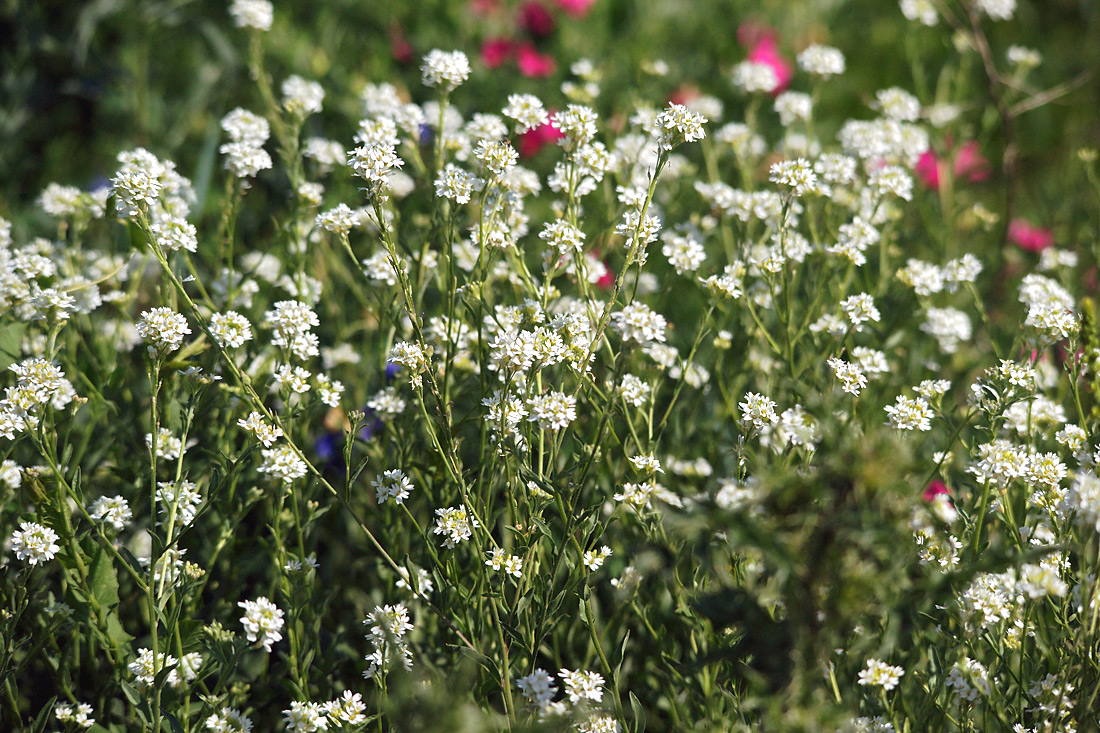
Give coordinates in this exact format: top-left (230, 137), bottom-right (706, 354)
top-left (516, 42), bottom-right (556, 78)
top-left (738, 22), bottom-right (791, 94)
top-left (953, 141), bottom-right (991, 183)
top-left (470, 0), bottom-right (500, 14)
top-left (595, 259), bottom-right (615, 290)
top-left (916, 141), bottom-right (991, 190)
top-left (921, 480), bottom-right (951, 502)
top-left (519, 1), bottom-right (556, 36)
top-left (552, 0), bottom-right (597, 18)
top-left (669, 85), bottom-right (702, 107)
top-left (389, 25), bottom-right (413, 65)
top-left (915, 150), bottom-right (943, 189)
top-left (1008, 218), bottom-right (1054, 252)
top-left (518, 122), bottom-right (564, 157)
top-left (480, 37), bottom-right (514, 68)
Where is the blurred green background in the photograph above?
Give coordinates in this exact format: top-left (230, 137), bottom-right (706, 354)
top-left (2, 0), bottom-right (1098, 225)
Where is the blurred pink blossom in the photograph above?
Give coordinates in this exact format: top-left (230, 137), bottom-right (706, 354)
top-left (552, 0), bottom-right (597, 18)
top-left (519, 2), bottom-right (556, 36)
top-left (518, 122), bottom-right (564, 157)
top-left (916, 140), bottom-right (991, 190)
top-left (480, 37), bottom-right (514, 68)
top-left (921, 480), bottom-right (951, 502)
top-left (739, 22), bottom-right (791, 94)
top-left (1008, 218), bottom-right (1054, 252)
top-left (516, 42), bottom-right (556, 77)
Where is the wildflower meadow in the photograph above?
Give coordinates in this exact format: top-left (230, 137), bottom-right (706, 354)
top-left (3, 0), bottom-right (1100, 730)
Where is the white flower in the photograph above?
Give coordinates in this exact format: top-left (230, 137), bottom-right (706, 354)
top-left (10, 521), bottom-right (60, 565)
top-left (221, 108), bottom-right (270, 146)
top-left (739, 392), bottom-right (778, 430)
top-left (655, 103), bottom-right (707, 150)
top-left (614, 482), bottom-right (655, 508)
top-left (840, 293), bottom-right (880, 330)
top-left (219, 141), bottom-right (272, 179)
top-left (238, 597), bottom-right (285, 652)
top-left (55, 702), bottom-right (96, 729)
top-left (774, 91), bottom-right (813, 126)
top-left (503, 94), bottom-right (549, 133)
top-left (237, 411), bottom-right (283, 447)
top-left (827, 357), bottom-right (867, 395)
top-left (137, 307), bottom-right (191, 352)
top-left (88, 496), bottom-right (133, 531)
top-left (324, 691), bottom-right (366, 726)
top-left (282, 75), bottom-right (325, 116)
top-left (434, 505), bottom-right (479, 547)
top-left (874, 87), bottom-right (921, 122)
top-left (900, 0), bottom-right (938, 25)
top-left (474, 140), bottom-right (518, 177)
top-left (731, 61), bottom-right (779, 94)
top-left (0, 460), bottom-right (20, 490)
top-left (797, 45), bottom-right (846, 77)
top-left (209, 311), bottom-right (253, 349)
top-left (611, 303), bottom-right (667, 344)
top-left (372, 469), bottom-right (414, 505)
top-left (770, 158), bottom-right (819, 196)
top-left (205, 706), bottom-right (253, 733)
top-left (258, 445), bottom-right (307, 484)
top-left (559, 668), bottom-right (605, 703)
top-left (282, 701), bottom-right (328, 733)
top-left (421, 49), bottom-right (471, 91)
top-left (229, 0), bottom-right (273, 30)
top-left (485, 549), bottom-right (524, 578)
top-left (582, 545), bottom-right (612, 571)
top-left (884, 395), bottom-right (933, 431)
top-left (858, 658), bottom-right (905, 691)
top-left (526, 391), bottom-right (577, 431)
top-left (551, 105), bottom-right (599, 146)
top-left (516, 669), bottom-right (558, 708)
top-left (976, 0), bottom-right (1016, 21)
top-left (434, 164), bottom-right (480, 204)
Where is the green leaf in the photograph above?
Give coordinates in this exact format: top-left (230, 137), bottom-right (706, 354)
top-left (629, 692), bottom-right (647, 733)
top-left (28, 695), bottom-right (56, 733)
top-left (0, 322), bottom-right (23, 372)
top-left (105, 609), bottom-right (134, 648)
top-left (166, 711), bottom-right (186, 733)
top-left (88, 547), bottom-right (120, 609)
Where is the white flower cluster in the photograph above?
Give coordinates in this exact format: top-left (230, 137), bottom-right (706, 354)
top-left (238, 596), bottom-right (285, 652)
top-left (10, 521), bottom-right (60, 566)
top-left (485, 548), bottom-right (524, 578)
top-left (220, 107), bottom-right (273, 179)
top-left (363, 603), bottom-right (414, 680)
top-left (88, 495), bottom-right (132, 531)
top-left (264, 300), bottom-right (320, 361)
top-left (372, 468), bottom-right (414, 505)
top-left (137, 307), bottom-right (191, 353)
top-left (257, 444), bottom-right (308, 484)
top-left (421, 49), bottom-right (471, 91)
top-left (55, 702), bottom-right (95, 729)
top-left (228, 0), bottom-right (273, 31)
top-left (655, 103), bottom-right (707, 150)
top-left (1, 358), bottom-right (76, 440)
top-left (129, 648), bottom-right (202, 689)
top-left (434, 505), bottom-right (479, 547)
top-left (857, 658), bottom-right (905, 691)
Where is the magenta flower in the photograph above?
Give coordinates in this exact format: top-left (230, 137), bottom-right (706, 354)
top-left (916, 140), bottom-right (992, 190)
top-left (480, 37), bottom-right (514, 68)
top-left (1008, 218), bottom-right (1054, 252)
top-left (516, 43), bottom-right (556, 77)
top-left (552, 0), bottom-right (597, 18)
top-left (738, 23), bottom-right (792, 94)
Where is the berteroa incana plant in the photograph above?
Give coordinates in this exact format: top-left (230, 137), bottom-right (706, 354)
top-left (2, 0), bottom-right (1100, 731)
